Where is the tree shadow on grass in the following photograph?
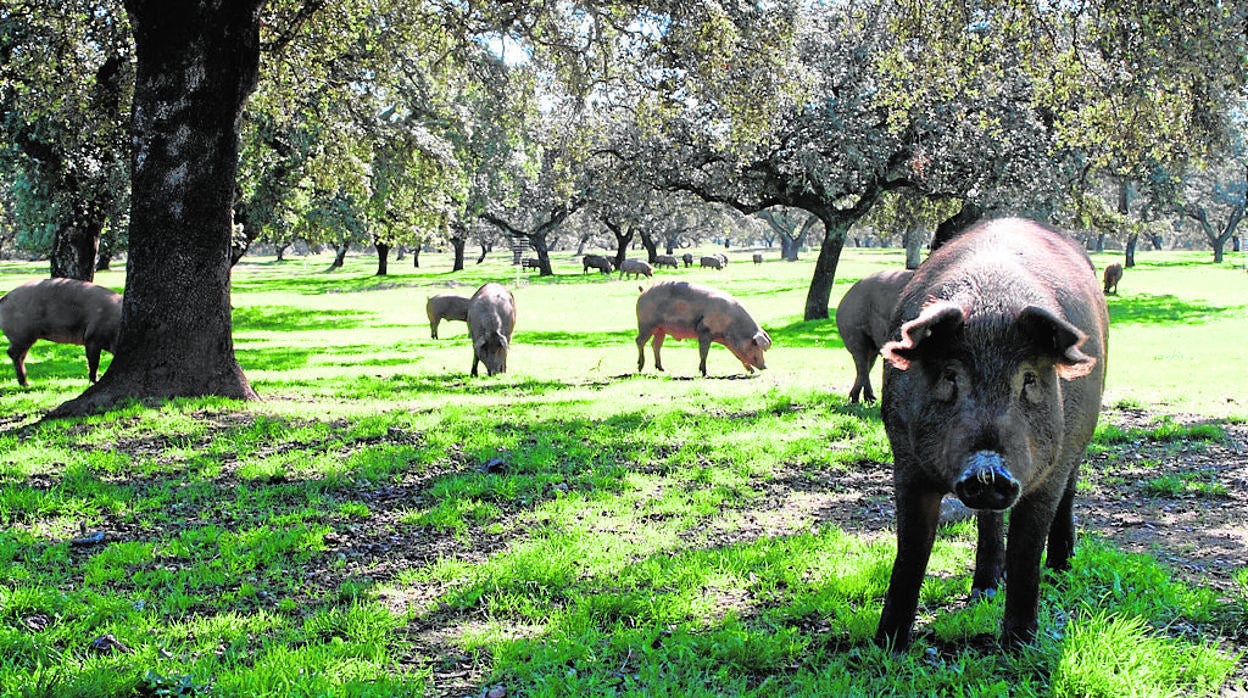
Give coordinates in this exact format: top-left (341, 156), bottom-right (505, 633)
top-left (1107, 293), bottom-right (1245, 325)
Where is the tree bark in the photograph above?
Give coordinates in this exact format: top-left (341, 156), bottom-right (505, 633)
top-left (48, 0), bottom-right (262, 418)
top-left (411, 245), bottom-right (420, 268)
top-left (640, 229), bottom-right (658, 263)
top-left (1125, 233), bottom-right (1138, 268)
top-left (451, 237), bottom-right (466, 271)
top-left (902, 224), bottom-right (925, 270)
top-left (804, 217), bottom-right (847, 320)
top-left (375, 241), bottom-right (389, 275)
top-left (50, 221), bottom-right (101, 281)
top-left (330, 241), bottom-right (349, 270)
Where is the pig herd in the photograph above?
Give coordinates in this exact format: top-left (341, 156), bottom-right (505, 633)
top-left (3, 218), bottom-right (1117, 654)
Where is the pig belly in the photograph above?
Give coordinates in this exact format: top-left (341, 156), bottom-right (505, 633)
top-left (654, 322), bottom-right (700, 340)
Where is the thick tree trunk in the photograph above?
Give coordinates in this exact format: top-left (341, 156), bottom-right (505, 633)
top-left (804, 218), bottom-right (848, 320)
top-left (640, 230), bottom-right (658, 263)
top-left (329, 241), bottom-right (349, 270)
top-left (50, 221), bottom-right (101, 281)
top-left (451, 237), bottom-right (465, 271)
top-left (411, 245), bottom-right (420, 268)
top-left (902, 224), bottom-right (925, 270)
top-left (612, 230), bottom-right (633, 270)
top-left (1125, 233), bottom-right (1138, 268)
top-left (375, 242), bottom-right (389, 276)
top-left (532, 234), bottom-right (553, 276)
top-left (96, 235), bottom-right (114, 271)
top-left (48, 0), bottom-right (261, 418)
top-left (276, 242), bottom-right (289, 261)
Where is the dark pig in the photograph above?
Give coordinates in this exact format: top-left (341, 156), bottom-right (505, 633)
top-left (654, 255), bottom-right (680, 269)
top-left (699, 256), bottom-right (724, 270)
top-left (583, 255), bottom-right (613, 274)
top-left (467, 283), bottom-right (516, 377)
top-left (875, 218), bottom-right (1107, 651)
top-left (636, 281), bottom-right (771, 377)
top-left (835, 269), bottom-right (913, 403)
top-left (426, 294), bottom-right (470, 339)
top-left (1103, 262), bottom-right (1122, 295)
top-left (681, 253), bottom-right (694, 268)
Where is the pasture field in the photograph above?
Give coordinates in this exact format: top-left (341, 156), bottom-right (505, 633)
top-left (0, 243), bottom-right (1245, 696)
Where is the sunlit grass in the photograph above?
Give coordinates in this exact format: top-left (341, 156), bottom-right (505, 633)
top-left (0, 248), bottom-right (1244, 695)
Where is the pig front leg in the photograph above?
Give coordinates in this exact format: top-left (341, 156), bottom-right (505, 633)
top-left (85, 344), bottom-right (104, 383)
top-left (971, 510), bottom-right (1005, 599)
top-left (1045, 469), bottom-right (1080, 573)
top-left (875, 478), bottom-right (943, 651)
top-left (1001, 492), bottom-right (1063, 648)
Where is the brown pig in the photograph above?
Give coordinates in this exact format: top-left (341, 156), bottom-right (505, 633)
top-left (1103, 262), bottom-right (1122, 294)
top-left (835, 268), bottom-right (913, 404)
top-left (426, 294), bottom-right (470, 339)
top-left (618, 259), bottom-right (654, 280)
top-left (875, 218), bottom-right (1107, 651)
top-left (635, 281), bottom-right (771, 377)
top-left (0, 278), bottom-right (123, 386)
top-left (467, 283), bottom-right (516, 377)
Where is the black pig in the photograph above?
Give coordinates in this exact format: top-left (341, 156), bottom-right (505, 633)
top-left (874, 218), bottom-right (1108, 651)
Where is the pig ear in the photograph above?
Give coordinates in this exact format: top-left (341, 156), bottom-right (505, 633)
top-left (753, 330), bottom-right (772, 351)
top-left (1016, 306), bottom-right (1095, 380)
top-left (881, 300), bottom-right (965, 370)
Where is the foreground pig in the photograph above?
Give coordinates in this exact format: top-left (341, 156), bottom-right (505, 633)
top-left (835, 268), bottom-right (913, 404)
top-left (875, 218), bottom-right (1107, 651)
top-left (425, 294), bottom-right (470, 339)
top-left (0, 278), bottom-right (122, 385)
top-left (636, 281), bottom-right (771, 376)
top-left (1103, 262), bottom-right (1122, 294)
top-left (467, 283), bottom-right (516, 377)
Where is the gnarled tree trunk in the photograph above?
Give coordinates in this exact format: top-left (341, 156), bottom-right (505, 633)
top-left (49, 0), bottom-right (262, 418)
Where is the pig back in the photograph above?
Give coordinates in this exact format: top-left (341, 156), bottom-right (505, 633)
top-left (637, 281), bottom-right (759, 339)
top-left (1, 279), bottom-right (121, 346)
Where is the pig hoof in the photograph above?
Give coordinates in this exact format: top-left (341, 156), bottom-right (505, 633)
top-left (970, 587), bottom-right (997, 602)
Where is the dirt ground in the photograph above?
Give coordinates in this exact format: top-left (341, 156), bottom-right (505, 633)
top-left (393, 408), bottom-right (1248, 695)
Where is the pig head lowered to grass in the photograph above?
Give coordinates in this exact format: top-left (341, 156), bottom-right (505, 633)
top-left (426, 294), bottom-right (470, 339)
top-left (835, 268), bottom-right (913, 404)
top-left (467, 282), bottom-right (516, 377)
top-left (875, 218), bottom-right (1107, 651)
top-left (0, 278), bottom-right (122, 386)
top-left (636, 281), bottom-right (771, 377)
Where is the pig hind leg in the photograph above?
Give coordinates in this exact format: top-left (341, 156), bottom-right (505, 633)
top-left (6, 339), bottom-right (32, 386)
top-left (845, 334), bottom-right (880, 403)
top-left (1044, 469), bottom-right (1080, 572)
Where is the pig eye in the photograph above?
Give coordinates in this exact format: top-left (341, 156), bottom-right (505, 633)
top-left (1021, 371), bottom-right (1041, 402)
top-left (934, 367), bottom-right (959, 402)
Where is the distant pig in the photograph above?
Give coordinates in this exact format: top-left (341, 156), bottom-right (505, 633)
top-left (875, 218), bottom-right (1107, 651)
top-left (835, 269), bottom-right (913, 404)
top-left (1103, 262), bottom-right (1122, 294)
top-left (752, 253), bottom-right (763, 265)
top-left (0, 278), bottom-right (122, 385)
top-left (635, 281), bottom-right (771, 376)
top-left (583, 255), bottom-right (613, 274)
top-left (681, 253), bottom-right (694, 267)
top-left (654, 255), bottom-right (680, 269)
top-left (699, 256), bottom-right (724, 270)
top-left (618, 259), bottom-right (654, 280)
top-left (426, 294), bottom-right (470, 339)
top-left (467, 283), bottom-right (516, 377)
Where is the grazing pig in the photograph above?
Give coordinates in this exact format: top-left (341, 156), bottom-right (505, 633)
top-left (0, 278), bottom-right (122, 386)
top-left (521, 258), bottom-right (541, 272)
top-left (699, 256), bottom-right (724, 270)
top-left (635, 281), bottom-right (771, 377)
top-left (681, 253), bottom-right (694, 268)
top-left (618, 259), bottom-right (654, 280)
top-left (426, 294), bottom-right (470, 339)
top-left (835, 269), bottom-right (913, 404)
top-left (583, 255), bottom-right (613, 274)
top-left (1103, 262), bottom-right (1122, 294)
top-left (467, 283), bottom-right (516, 377)
top-left (752, 253), bottom-right (763, 265)
top-left (874, 218), bottom-right (1107, 651)
top-left (654, 254), bottom-right (680, 269)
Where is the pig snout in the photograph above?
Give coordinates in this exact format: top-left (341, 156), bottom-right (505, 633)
top-left (953, 451), bottom-right (1021, 511)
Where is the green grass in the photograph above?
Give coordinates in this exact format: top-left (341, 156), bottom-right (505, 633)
top-left (0, 245), bottom-right (1244, 696)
